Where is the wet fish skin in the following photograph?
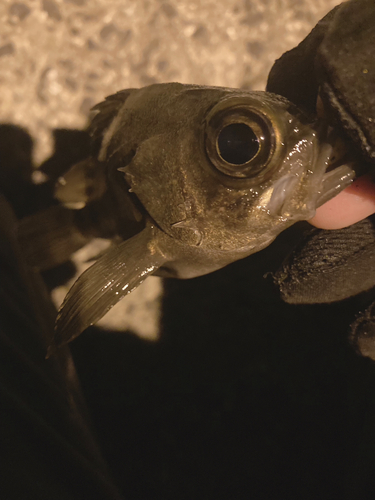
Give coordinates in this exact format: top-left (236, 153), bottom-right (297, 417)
top-left (89, 83), bottom-right (331, 275)
top-left (51, 82), bottom-right (353, 349)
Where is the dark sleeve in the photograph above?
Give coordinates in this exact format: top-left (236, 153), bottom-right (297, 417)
top-left (266, 0), bottom-right (375, 359)
top-left (0, 196), bottom-right (123, 499)
top-left (266, 5), bottom-right (339, 115)
top-left (317, 0), bottom-right (375, 163)
top-left (267, 0), bottom-right (375, 165)
top-left (273, 216), bottom-right (375, 304)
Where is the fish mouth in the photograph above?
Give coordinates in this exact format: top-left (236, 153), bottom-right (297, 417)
top-left (315, 130), bottom-right (360, 208)
top-left (267, 127), bottom-right (358, 217)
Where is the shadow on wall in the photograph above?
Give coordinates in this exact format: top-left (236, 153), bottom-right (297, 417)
top-left (0, 124), bottom-right (91, 287)
top-left (0, 124), bottom-right (90, 218)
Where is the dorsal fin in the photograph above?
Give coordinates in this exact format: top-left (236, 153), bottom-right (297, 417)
top-left (90, 89), bottom-right (136, 156)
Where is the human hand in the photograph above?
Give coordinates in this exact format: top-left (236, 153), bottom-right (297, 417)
top-left (267, 0), bottom-right (375, 232)
top-left (266, 0), bottom-right (375, 358)
top-left (309, 173), bottom-right (375, 229)
top-left (309, 94), bottom-right (375, 229)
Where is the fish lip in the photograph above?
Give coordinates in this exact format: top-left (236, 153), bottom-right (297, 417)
top-left (266, 174), bottom-right (299, 215)
top-left (316, 160), bottom-right (356, 208)
top-left (315, 124), bottom-right (361, 207)
top-left (266, 128), bottom-right (358, 217)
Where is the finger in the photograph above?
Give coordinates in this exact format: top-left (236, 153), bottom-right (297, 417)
top-left (309, 174), bottom-right (375, 229)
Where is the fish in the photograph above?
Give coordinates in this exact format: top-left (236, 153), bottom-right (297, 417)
top-left (26, 82), bottom-right (354, 354)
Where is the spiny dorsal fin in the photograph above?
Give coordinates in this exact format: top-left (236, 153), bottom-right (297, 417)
top-left (90, 89), bottom-right (136, 156)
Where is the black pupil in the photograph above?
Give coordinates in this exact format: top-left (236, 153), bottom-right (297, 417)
top-left (217, 123), bottom-right (259, 165)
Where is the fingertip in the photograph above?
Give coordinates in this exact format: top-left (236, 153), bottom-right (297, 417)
top-left (309, 174), bottom-right (375, 229)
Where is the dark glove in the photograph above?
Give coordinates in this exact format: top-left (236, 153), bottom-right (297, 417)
top-left (266, 0), bottom-right (375, 358)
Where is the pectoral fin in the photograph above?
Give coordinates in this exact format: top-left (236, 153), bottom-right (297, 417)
top-left (48, 224), bottom-right (167, 355)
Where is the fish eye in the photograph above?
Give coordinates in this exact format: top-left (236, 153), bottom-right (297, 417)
top-left (217, 123), bottom-right (259, 165)
top-left (205, 99), bottom-right (280, 182)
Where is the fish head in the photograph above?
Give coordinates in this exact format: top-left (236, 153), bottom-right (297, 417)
top-left (98, 83), bottom-right (346, 277)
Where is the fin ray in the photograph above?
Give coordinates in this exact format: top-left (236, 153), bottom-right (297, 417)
top-left (50, 225), bottom-right (166, 352)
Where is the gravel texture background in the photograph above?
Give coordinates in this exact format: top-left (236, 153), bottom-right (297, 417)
top-left (0, 0), bottom-right (341, 338)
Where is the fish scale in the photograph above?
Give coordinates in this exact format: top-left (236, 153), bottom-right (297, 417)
top-left (18, 82), bottom-right (356, 351)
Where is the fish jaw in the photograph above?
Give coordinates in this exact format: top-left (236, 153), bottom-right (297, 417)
top-left (263, 135), bottom-right (355, 223)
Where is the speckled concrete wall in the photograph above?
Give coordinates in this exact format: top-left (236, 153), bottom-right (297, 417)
top-left (0, 0), bottom-right (341, 338)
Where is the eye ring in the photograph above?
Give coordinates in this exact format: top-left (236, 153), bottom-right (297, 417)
top-left (204, 97), bottom-right (284, 184)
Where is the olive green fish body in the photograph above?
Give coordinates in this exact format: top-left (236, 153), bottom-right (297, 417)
top-left (48, 83), bottom-right (354, 350)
